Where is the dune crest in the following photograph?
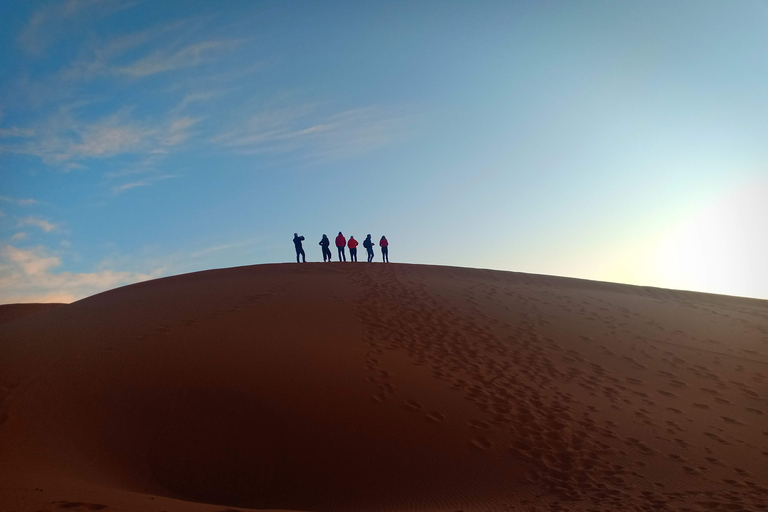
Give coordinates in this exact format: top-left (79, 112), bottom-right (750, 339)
top-left (1, 263), bottom-right (767, 511)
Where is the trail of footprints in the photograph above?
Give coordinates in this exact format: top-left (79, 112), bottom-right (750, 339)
top-left (125, 287), bottom-right (287, 349)
top-left (348, 266), bottom-right (768, 510)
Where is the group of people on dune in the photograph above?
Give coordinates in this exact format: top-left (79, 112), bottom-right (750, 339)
top-left (293, 232), bottom-right (389, 263)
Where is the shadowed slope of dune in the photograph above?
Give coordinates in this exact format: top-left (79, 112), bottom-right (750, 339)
top-left (0, 263), bottom-right (767, 512)
top-left (0, 303), bottom-right (66, 326)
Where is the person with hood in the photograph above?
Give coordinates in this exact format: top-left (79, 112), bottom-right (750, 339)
top-left (379, 235), bottom-right (389, 263)
top-left (347, 235), bottom-right (359, 262)
top-left (335, 232), bottom-right (347, 262)
top-left (363, 234), bottom-right (375, 262)
top-left (293, 233), bottom-right (306, 263)
top-left (319, 234), bottom-right (332, 262)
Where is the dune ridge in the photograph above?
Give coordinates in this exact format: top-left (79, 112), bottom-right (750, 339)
top-left (1, 263), bottom-right (767, 512)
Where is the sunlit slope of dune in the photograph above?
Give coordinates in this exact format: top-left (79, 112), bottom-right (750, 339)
top-left (1, 263), bottom-right (767, 512)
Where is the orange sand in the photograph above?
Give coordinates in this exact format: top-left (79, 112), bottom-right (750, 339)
top-left (0, 263), bottom-right (766, 512)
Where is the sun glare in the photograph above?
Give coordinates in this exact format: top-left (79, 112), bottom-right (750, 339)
top-left (653, 180), bottom-right (768, 299)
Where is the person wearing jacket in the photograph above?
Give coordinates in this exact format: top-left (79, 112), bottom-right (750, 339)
top-left (293, 233), bottom-right (306, 263)
top-left (363, 234), bottom-right (375, 262)
top-left (319, 234), bottom-right (332, 262)
top-left (347, 236), bottom-right (359, 262)
top-left (379, 235), bottom-right (389, 263)
top-left (335, 232), bottom-right (347, 262)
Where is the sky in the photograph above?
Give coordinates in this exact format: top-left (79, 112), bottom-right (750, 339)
top-left (1, 0), bottom-right (767, 304)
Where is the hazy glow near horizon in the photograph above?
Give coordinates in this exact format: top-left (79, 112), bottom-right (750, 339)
top-left (1, 1), bottom-right (767, 303)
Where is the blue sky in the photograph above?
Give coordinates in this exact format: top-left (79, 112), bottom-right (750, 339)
top-left (1, 0), bottom-right (767, 303)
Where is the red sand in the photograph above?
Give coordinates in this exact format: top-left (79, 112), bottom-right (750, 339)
top-left (0, 303), bottom-right (66, 326)
top-left (0, 263), bottom-right (766, 512)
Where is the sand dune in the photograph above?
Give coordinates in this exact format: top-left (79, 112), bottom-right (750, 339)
top-left (1, 263), bottom-right (767, 512)
top-left (0, 303), bottom-right (65, 326)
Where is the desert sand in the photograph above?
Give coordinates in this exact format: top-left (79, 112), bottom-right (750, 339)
top-left (0, 263), bottom-right (766, 512)
top-left (0, 303), bottom-right (65, 326)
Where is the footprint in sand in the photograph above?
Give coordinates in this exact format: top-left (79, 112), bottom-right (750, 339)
top-left (720, 416), bottom-right (745, 426)
top-left (467, 419), bottom-right (491, 431)
top-left (470, 436), bottom-right (492, 450)
top-left (403, 400), bottom-right (422, 411)
top-left (426, 411), bottom-right (445, 423)
top-left (57, 503), bottom-right (108, 510)
top-left (704, 432), bottom-right (731, 445)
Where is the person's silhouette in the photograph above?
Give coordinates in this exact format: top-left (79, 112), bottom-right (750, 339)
top-left (335, 232), bottom-right (347, 262)
top-left (379, 235), bottom-right (389, 263)
top-left (319, 234), bottom-right (332, 262)
top-left (293, 233), bottom-right (306, 263)
top-left (363, 234), bottom-right (374, 262)
top-left (348, 236), bottom-right (358, 262)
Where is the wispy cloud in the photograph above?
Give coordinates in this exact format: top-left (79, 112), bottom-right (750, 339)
top-left (0, 196), bottom-right (39, 206)
top-left (11, 233), bottom-right (28, 241)
top-left (211, 102), bottom-right (412, 162)
top-left (0, 107), bottom-right (151, 164)
top-left (112, 174), bottom-right (178, 194)
top-left (60, 19), bottom-right (247, 82)
top-left (69, 112), bottom-right (156, 159)
top-left (0, 107), bottom-right (201, 168)
top-left (18, 0), bottom-right (138, 56)
top-left (18, 216), bottom-right (60, 233)
top-left (176, 89), bottom-right (229, 111)
top-left (163, 116), bottom-right (200, 146)
top-left (115, 40), bottom-right (247, 77)
top-left (4, 244), bottom-right (61, 275)
top-left (190, 239), bottom-right (259, 259)
top-left (0, 243), bottom-right (162, 304)
top-left (0, 127), bottom-right (35, 137)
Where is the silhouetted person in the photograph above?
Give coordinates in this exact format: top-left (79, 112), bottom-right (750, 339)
top-left (380, 235), bottom-right (389, 263)
top-left (363, 234), bottom-right (374, 262)
top-left (319, 234), bottom-right (332, 262)
top-left (335, 231), bottom-right (347, 262)
top-left (293, 233), bottom-right (306, 263)
top-left (348, 236), bottom-right (358, 262)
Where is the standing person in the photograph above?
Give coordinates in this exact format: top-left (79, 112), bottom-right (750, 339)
top-left (379, 235), bottom-right (389, 263)
top-left (335, 232), bottom-right (347, 262)
top-left (293, 233), bottom-right (306, 263)
top-left (347, 236), bottom-right (358, 262)
top-left (363, 234), bottom-right (375, 262)
top-left (319, 234), bottom-right (332, 262)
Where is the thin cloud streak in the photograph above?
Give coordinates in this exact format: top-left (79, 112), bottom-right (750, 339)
top-left (114, 40), bottom-right (247, 77)
top-left (0, 196), bottom-right (39, 206)
top-left (18, 0), bottom-right (138, 55)
top-left (112, 174), bottom-right (179, 194)
top-left (211, 104), bottom-right (412, 161)
top-left (0, 107), bottom-right (201, 167)
top-left (0, 127), bottom-right (35, 137)
top-left (18, 216), bottom-right (59, 233)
